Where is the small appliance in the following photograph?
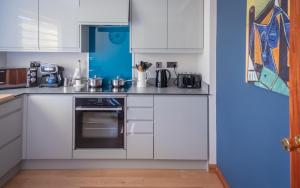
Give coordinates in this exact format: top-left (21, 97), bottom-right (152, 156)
top-left (27, 62), bottom-right (40, 87)
top-left (0, 68), bottom-right (27, 88)
top-left (155, 69), bottom-right (171, 88)
top-left (177, 73), bottom-right (202, 88)
top-left (39, 64), bottom-right (64, 87)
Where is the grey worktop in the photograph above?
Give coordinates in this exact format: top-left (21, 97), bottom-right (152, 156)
top-left (0, 82), bottom-right (209, 96)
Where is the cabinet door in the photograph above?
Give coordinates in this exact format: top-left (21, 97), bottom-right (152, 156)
top-left (154, 95), bottom-right (208, 160)
top-left (39, 0), bottom-right (79, 51)
top-left (168, 0), bottom-right (204, 49)
top-left (127, 134), bottom-right (153, 159)
top-left (79, 0), bottom-right (129, 24)
top-left (0, 0), bottom-right (38, 50)
top-left (131, 0), bottom-right (167, 49)
top-left (27, 95), bottom-right (73, 159)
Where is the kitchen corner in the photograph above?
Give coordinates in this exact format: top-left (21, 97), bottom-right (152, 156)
top-left (0, 0), bottom-right (216, 187)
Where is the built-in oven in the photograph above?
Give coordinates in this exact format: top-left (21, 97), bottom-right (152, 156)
top-left (74, 96), bottom-right (126, 157)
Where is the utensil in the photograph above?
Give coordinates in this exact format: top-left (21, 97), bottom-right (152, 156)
top-left (88, 75), bottom-right (103, 88)
top-left (135, 61), bottom-right (152, 72)
top-left (112, 76), bottom-right (126, 88)
top-left (63, 77), bottom-right (70, 87)
top-left (112, 76), bottom-right (134, 88)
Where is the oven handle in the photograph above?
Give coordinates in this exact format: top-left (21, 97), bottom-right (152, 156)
top-left (75, 107), bottom-right (123, 111)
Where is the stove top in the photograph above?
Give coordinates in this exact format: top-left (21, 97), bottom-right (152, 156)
top-left (73, 84), bottom-right (132, 93)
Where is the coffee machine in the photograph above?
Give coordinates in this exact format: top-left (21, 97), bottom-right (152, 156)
top-left (39, 64), bottom-right (64, 87)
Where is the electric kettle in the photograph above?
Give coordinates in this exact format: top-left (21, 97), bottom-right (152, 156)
top-left (155, 69), bottom-right (171, 88)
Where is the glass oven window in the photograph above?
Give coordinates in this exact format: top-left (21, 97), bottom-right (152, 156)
top-left (82, 112), bottom-right (119, 138)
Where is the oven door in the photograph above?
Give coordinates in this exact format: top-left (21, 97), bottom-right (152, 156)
top-left (75, 107), bottom-right (124, 149)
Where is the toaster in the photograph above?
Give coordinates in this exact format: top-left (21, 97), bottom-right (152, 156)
top-left (177, 74), bottom-right (202, 88)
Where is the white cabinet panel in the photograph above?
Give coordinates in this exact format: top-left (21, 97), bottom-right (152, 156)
top-left (0, 0), bottom-right (38, 50)
top-left (0, 110), bottom-right (22, 149)
top-left (127, 108), bottom-right (153, 121)
top-left (79, 0), bottom-right (129, 24)
top-left (168, 0), bottom-right (204, 49)
top-left (127, 121), bottom-right (153, 134)
top-left (127, 95), bottom-right (153, 107)
top-left (39, 0), bottom-right (79, 50)
top-left (27, 95), bottom-right (73, 159)
top-left (154, 95), bottom-right (208, 160)
top-left (127, 134), bottom-right (153, 159)
top-left (131, 0), bottom-right (167, 49)
top-left (0, 98), bottom-right (22, 117)
top-left (0, 138), bottom-right (22, 178)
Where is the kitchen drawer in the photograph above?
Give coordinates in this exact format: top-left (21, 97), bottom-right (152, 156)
top-left (0, 97), bottom-right (22, 117)
top-left (127, 95), bottom-right (153, 107)
top-left (127, 134), bottom-right (153, 159)
top-left (127, 107), bottom-right (153, 121)
top-left (0, 110), bottom-right (22, 148)
top-left (127, 121), bottom-right (153, 134)
top-left (0, 137), bottom-right (22, 178)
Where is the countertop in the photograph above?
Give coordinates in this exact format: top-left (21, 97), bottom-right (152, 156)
top-left (0, 82), bottom-right (209, 97)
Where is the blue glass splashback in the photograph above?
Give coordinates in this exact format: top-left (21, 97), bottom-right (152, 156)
top-left (89, 26), bottom-right (132, 86)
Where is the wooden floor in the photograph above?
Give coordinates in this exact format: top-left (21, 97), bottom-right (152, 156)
top-left (4, 169), bottom-right (223, 188)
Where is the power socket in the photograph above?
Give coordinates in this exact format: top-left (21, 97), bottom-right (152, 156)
top-left (167, 62), bottom-right (178, 68)
top-left (156, 62), bottom-right (162, 68)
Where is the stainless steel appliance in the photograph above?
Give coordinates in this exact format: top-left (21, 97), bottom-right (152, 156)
top-left (27, 62), bottom-right (40, 87)
top-left (177, 73), bottom-right (202, 88)
top-left (155, 69), bottom-right (171, 88)
top-left (73, 96), bottom-right (126, 159)
top-left (39, 64), bottom-right (64, 87)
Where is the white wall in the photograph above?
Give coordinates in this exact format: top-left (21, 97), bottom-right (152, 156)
top-left (0, 52), bottom-right (6, 68)
top-left (6, 52), bottom-right (88, 78)
top-left (133, 53), bottom-right (202, 79)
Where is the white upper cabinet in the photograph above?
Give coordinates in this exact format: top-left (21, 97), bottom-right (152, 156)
top-left (39, 0), bottom-right (80, 51)
top-left (131, 0), bottom-right (168, 49)
top-left (131, 0), bottom-right (204, 53)
top-left (168, 0), bottom-right (204, 49)
top-left (0, 0), bottom-right (39, 51)
top-left (79, 0), bottom-right (129, 24)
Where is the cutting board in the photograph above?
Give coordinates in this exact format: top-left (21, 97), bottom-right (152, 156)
top-left (0, 94), bottom-right (15, 104)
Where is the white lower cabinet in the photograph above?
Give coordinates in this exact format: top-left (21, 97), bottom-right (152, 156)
top-left (27, 95), bottom-right (73, 159)
top-left (154, 95), bottom-right (208, 160)
top-left (126, 95), bottom-right (154, 159)
top-left (127, 134), bottom-right (153, 159)
top-left (0, 98), bottom-right (23, 149)
top-left (0, 138), bottom-right (22, 178)
top-left (0, 97), bottom-right (23, 180)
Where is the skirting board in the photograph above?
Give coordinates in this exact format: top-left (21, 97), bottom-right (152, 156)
top-left (0, 163), bottom-right (21, 188)
top-left (22, 160), bottom-right (208, 170)
top-left (209, 164), bottom-right (230, 188)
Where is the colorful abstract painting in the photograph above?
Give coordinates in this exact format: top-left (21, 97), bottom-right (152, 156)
top-left (246, 0), bottom-right (290, 96)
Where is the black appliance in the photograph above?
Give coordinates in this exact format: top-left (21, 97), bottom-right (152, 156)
top-left (155, 69), bottom-right (171, 88)
top-left (39, 64), bottom-right (64, 87)
top-left (75, 97), bottom-right (125, 149)
top-left (177, 73), bottom-right (202, 88)
top-left (27, 62), bottom-right (40, 87)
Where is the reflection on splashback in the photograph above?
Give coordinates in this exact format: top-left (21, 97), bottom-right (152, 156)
top-left (89, 26), bottom-right (132, 86)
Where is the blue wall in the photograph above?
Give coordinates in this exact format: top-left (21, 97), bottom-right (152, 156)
top-left (217, 0), bottom-right (290, 187)
top-left (89, 26), bottom-right (132, 86)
